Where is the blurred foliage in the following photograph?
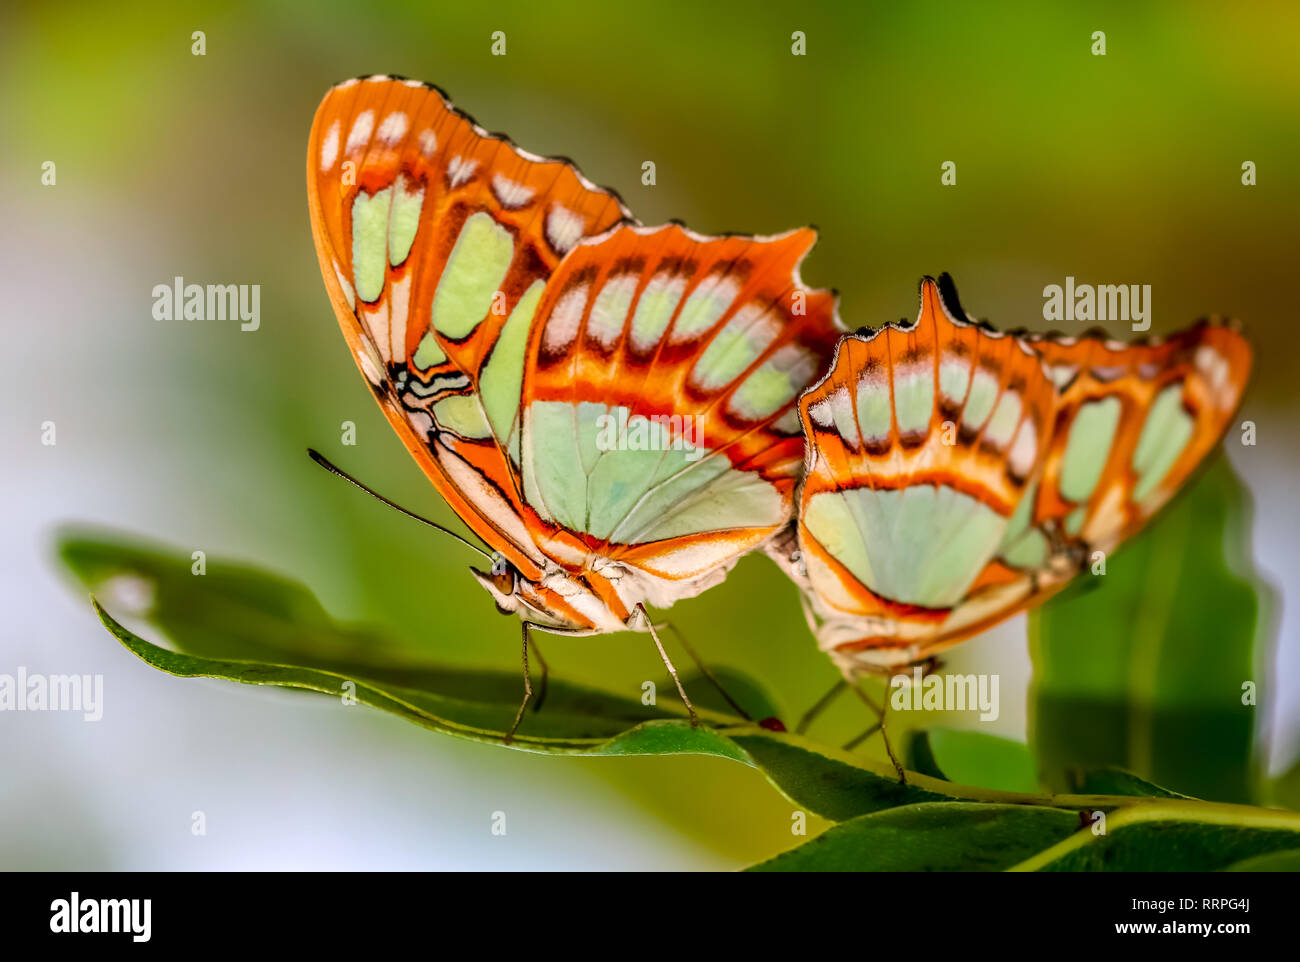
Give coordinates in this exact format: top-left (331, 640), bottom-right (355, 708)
top-left (1029, 458), bottom-right (1275, 804)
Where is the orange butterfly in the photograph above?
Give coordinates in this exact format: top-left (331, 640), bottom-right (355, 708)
top-left (306, 76), bottom-right (843, 735)
top-left (770, 274), bottom-right (1250, 674)
top-left (762, 275), bottom-right (1250, 775)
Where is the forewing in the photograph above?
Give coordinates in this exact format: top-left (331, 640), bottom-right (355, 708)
top-left (306, 76), bottom-right (632, 579)
top-left (1022, 319), bottom-right (1251, 555)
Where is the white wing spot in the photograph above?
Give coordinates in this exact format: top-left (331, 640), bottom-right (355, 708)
top-left (808, 398), bottom-right (834, 428)
top-left (360, 299), bottom-right (391, 364)
top-left (418, 129), bottom-right (437, 156)
top-left (357, 342), bottom-right (384, 386)
top-left (1195, 345), bottom-right (1229, 392)
top-left (586, 272), bottom-right (638, 348)
top-left (388, 275), bottom-right (412, 363)
top-left (377, 111), bottom-right (408, 144)
top-left (406, 408), bottom-right (434, 438)
top-left (320, 120), bottom-right (340, 171)
top-left (1048, 364), bottom-right (1077, 389)
top-left (448, 155), bottom-right (479, 187)
top-left (546, 205), bottom-right (585, 254)
top-left (983, 390), bottom-right (1022, 447)
top-left (543, 283), bottom-right (590, 354)
top-left (491, 174), bottom-right (535, 209)
top-left (345, 110), bottom-right (374, 154)
top-left (1092, 365), bottom-right (1126, 382)
top-left (332, 259), bottom-right (356, 311)
top-left (1009, 419), bottom-right (1037, 478)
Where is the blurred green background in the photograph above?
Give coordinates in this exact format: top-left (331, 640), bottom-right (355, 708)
top-left (3, 0), bottom-right (1297, 868)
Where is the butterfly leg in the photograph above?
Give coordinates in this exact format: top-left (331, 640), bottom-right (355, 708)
top-left (505, 621), bottom-right (539, 744)
top-left (875, 686), bottom-right (906, 784)
top-left (842, 720), bottom-right (881, 750)
top-left (841, 677), bottom-right (882, 750)
top-left (636, 604), bottom-right (699, 728)
top-left (661, 622), bottom-right (752, 721)
top-left (842, 678), bottom-right (906, 783)
top-left (796, 678), bottom-right (848, 734)
top-left (527, 634), bottom-right (549, 714)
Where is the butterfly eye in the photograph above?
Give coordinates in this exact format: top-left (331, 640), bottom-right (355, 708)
top-left (469, 563), bottom-right (519, 616)
top-left (487, 555), bottom-right (516, 595)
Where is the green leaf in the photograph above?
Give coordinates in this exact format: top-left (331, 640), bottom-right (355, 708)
top-left (728, 734), bottom-right (953, 821)
top-left (68, 529), bottom-right (959, 816)
top-left (1265, 759), bottom-right (1300, 810)
top-left (90, 598), bottom-right (950, 817)
top-left (755, 800), bottom-right (1300, 872)
top-left (91, 597), bottom-right (696, 748)
top-left (671, 666), bottom-right (782, 725)
top-left (1223, 849), bottom-right (1300, 871)
top-left (905, 730), bottom-right (948, 780)
top-left (1012, 803), bottom-right (1300, 872)
top-left (1028, 458), bottom-right (1274, 803)
top-left (66, 530), bottom-right (1300, 871)
top-left (60, 532), bottom-right (421, 670)
top-left (906, 729), bottom-right (1039, 793)
top-left (749, 803), bottom-right (1084, 871)
top-left (1065, 768), bottom-right (1190, 799)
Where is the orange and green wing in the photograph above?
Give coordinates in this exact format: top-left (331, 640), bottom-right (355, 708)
top-left (790, 274), bottom-right (1252, 672)
top-left (306, 75), bottom-right (632, 582)
top-left (1019, 319), bottom-right (1252, 559)
top-left (513, 223), bottom-right (845, 608)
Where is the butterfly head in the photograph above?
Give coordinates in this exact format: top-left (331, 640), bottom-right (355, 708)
top-left (469, 555), bottom-right (633, 634)
top-left (470, 557), bottom-right (521, 616)
top-left (467, 558), bottom-right (592, 631)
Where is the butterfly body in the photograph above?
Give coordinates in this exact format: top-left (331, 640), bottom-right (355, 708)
top-left (467, 558), bottom-right (635, 634)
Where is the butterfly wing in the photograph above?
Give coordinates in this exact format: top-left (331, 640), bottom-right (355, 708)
top-left (515, 223), bottom-right (845, 611)
top-left (789, 275), bottom-right (1251, 673)
top-left (306, 76), bottom-right (632, 582)
top-left (1021, 319), bottom-right (1252, 556)
top-left (790, 276), bottom-right (1059, 668)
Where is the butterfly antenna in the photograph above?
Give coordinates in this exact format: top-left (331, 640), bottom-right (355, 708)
top-left (307, 448), bottom-right (493, 561)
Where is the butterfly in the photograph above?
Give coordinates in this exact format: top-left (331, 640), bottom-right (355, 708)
top-left (771, 273), bottom-right (1252, 683)
top-left (306, 75), bottom-right (844, 734)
